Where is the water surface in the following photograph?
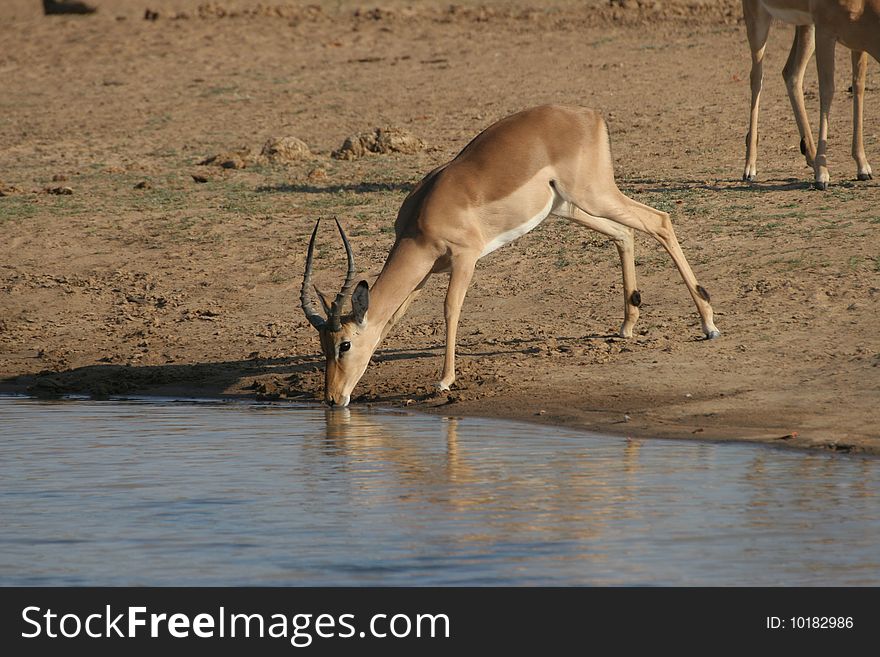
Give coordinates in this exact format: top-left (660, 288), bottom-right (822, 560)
top-left (1, 396), bottom-right (877, 585)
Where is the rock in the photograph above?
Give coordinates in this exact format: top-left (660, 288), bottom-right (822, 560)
top-left (133, 181), bottom-right (152, 190)
top-left (46, 186), bottom-right (73, 195)
top-left (332, 127), bottom-right (426, 160)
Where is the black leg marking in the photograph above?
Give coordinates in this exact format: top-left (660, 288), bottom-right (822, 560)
top-left (696, 285), bottom-right (711, 302)
top-left (800, 137), bottom-right (807, 156)
top-left (630, 290), bottom-right (642, 307)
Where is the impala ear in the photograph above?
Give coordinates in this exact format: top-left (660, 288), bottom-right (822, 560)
top-left (314, 285), bottom-right (333, 317)
top-left (351, 280), bottom-right (369, 325)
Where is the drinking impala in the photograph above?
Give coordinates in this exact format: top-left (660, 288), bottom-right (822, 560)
top-left (300, 105), bottom-right (719, 407)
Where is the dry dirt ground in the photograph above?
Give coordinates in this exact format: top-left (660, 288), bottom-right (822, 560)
top-left (1, 1), bottom-right (878, 454)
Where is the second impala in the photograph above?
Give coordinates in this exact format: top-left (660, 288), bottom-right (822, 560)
top-left (300, 105), bottom-right (720, 407)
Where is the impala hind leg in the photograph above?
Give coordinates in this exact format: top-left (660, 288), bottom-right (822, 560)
top-left (557, 203), bottom-right (641, 338)
top-left (852, 50), bottom-right (873, 181)
top-left (438, 252), bottom-right (478, 391)
top-left (573, 190), bottom-right (719, 339)
top-left (783, 25), bottom-right (817, 168)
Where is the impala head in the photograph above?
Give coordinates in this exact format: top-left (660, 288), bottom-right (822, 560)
top-left (300, 218), bottom-right (373, 408)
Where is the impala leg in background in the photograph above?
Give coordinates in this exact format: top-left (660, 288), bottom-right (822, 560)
top-left (851, 50), bottom-right (873, 181)
top-left (814, 28), bottom-right (837, 190)
top-left (743, 0), bottom-right (772, 182)
top-left (782, 24), bottom-right (818, 168)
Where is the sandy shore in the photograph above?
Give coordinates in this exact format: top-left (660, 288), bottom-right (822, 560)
top-left (1, 1), bottom-right (878, 454)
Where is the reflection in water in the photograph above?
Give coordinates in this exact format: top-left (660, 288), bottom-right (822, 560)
top-left (0, 396), bottom-right (878, 585)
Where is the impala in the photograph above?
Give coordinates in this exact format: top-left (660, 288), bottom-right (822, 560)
top-left (300, 105), bottom-right (719, 408)
top-left (811, 0), bottom-right (879, 188)
top-left (742, 0), bottom-right (878, 188)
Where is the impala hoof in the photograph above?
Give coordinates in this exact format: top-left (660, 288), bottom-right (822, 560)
top-left (436, 381), bottom-right (451, 392)
top-left (814, 180), bottom-right (828, 191)
top-left (742, 173), bottom-right (757, 183)
top-left (705, 330), bottom-right (721, 340)
top-left (857, 172), bottom-right (873, 181)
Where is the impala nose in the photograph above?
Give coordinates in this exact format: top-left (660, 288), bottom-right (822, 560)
top-left (326, 395), bottom-right (352, 409)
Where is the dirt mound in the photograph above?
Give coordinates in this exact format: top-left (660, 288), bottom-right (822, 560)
top-left (260, 136), bottom-right (312, 163)
top-left (332, 127), bottom-right (426, 161)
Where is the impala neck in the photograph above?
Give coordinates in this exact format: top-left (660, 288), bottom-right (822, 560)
top-left (364, 236), bottom-right (435, 341)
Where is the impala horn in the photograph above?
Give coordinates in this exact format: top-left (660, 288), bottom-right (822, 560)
top-left (300, 217), bottom-right (357, 331)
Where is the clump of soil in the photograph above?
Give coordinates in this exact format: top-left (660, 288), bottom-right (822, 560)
top-left (45, 186), bottom-right (73, 195)
top-left (187, 2), bottom-right (325, 20)
top-left (0, 181), bottom-right (21, 196)
top-left (332, 127), bottom-right (426, 160)
top-left (199, 136), bottom-right (313, 168)
top-left (260, 136), bottom-right (312, 163)
top-left (198, 149), bottom-right (251, 169)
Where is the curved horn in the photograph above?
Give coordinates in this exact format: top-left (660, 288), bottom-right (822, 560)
top-left (300, 219), bottom-right (326, 329)
top-left (328, 217), bottom-right (357, 331)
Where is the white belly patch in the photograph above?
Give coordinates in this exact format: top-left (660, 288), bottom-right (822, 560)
top-left (479, 196), bottom-right (555, 259)
top-left (762, 4), bottom-right (812, 25)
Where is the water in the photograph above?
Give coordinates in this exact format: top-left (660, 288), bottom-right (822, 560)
top-left (0, 396), bottom-right (878, 586)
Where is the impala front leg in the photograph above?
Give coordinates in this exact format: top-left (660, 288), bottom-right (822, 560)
top-left (438, 252), bottom-right (478, 391)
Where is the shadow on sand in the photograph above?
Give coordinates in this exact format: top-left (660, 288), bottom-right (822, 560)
top-left (1, 333), bottom-right (625, 402)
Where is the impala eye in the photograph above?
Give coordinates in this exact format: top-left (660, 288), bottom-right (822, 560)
top-left (339, 341), bottom-right (351, 354)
